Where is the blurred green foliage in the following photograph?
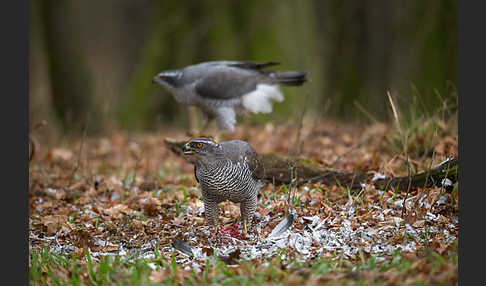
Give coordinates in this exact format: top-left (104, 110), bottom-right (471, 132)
top-left (29, 0), bottom-right (457, 135)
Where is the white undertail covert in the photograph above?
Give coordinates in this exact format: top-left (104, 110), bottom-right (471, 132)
top-left (242, 84), bottom-right (284, 114)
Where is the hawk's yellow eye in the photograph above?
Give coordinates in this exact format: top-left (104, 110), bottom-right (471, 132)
top-left (196, 142), bottom-right (203, 148)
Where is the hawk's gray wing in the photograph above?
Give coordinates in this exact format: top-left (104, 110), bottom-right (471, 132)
top-left (246, 149), bottom-right (265, 181)
top-left (199, 61), bottom-right (280, 71)
top-left (194, 165), bottom-right (199, 183)
top-left (222, 140), bottom-right (264, 181)
top-left (224, 61), bottom-right (280, 70)
top-left (194, 69), bottom-right (260, 100)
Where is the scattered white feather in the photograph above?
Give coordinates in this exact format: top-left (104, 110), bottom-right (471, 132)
top-left (436, 195), bottom-right (447, 205)
top-left (433, 157), bottom-right (454, 169)
top-left (242, 84), bottom-right (284, 114)
top-left (441, 178), bottom-right (453, 188)
top-left (372, 172), bottom-right (386, 182)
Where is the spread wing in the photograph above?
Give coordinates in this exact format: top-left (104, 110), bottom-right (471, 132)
top-left (195, 69), bottom-right (259, 99)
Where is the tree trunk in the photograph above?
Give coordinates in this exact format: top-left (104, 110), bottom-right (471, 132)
top-left (39, 0), bottom-right (96, 133)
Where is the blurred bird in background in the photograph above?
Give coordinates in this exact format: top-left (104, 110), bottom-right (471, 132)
top-left (153, 61), bottom-right (307, 135)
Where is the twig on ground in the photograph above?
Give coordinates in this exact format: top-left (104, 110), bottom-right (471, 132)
top-left (68, 122), bottom-right (88, 188)
top-left (29, 120), bottom-right (47, 162)
top-left (29, 136), bottom-right (36, 162)
top-left (387, 91), bottom-right (412, 218)
top-left (293, 88), bottom-right (311, 155)
top-left (353, 100), bottom-right (379, 124)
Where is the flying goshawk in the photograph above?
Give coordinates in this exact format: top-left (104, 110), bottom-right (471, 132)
top-left (153, 61), bottom-right (307, 132)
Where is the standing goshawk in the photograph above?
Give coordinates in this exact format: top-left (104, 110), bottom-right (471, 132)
top-left (153, 61), bottom-right (307, 132)
top-left (182, 137), bottom-right (264, 236)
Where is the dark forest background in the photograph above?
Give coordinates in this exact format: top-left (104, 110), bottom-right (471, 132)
top-left (29, 0), bottom-right (457, 139)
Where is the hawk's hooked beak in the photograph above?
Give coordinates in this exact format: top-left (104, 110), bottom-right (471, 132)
top-left (153, 70), bottom-right (180, 85)
top-left (183, 143), bottom-right (196, 155)
top-left (152, 74), bottom-right (163, 84)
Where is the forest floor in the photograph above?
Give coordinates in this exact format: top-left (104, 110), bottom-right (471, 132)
top-left (29, 117), bottom-right (458, 285)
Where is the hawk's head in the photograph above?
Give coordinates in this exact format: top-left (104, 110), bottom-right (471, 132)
top-left (183, 138), bottom-right (222, 162)
top-left (152, 70), bottom-right (183, 88)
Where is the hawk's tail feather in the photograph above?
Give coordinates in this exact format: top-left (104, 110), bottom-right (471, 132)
top-left (270, 71), bottom-right (308, 86)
